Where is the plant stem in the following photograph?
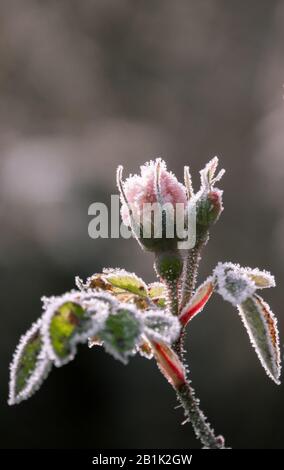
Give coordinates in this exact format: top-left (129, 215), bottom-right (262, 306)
top-left (165, 280), bottom-right (179, 316)
top-left (176, 381), bottom-right (225, 449)
top-left (180, 245), bottom-right (202, 311)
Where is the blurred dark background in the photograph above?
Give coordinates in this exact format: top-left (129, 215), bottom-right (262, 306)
top-left (1, 0), bottom-right (284, 449)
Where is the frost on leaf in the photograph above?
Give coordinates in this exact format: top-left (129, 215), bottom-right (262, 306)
top-left (214, 262), bottom-right (256, 306)
top-left (102, 269), bottom-right (148, 297)
top-left (142, 311), bottom-right (180, 344)
top-left (200, 157), bottom-right (225, 190)
top-left (78, 274), bottom-right (113, 292)
top-left (238, 294), bottom-right (281, 384)
top-left (99, 305), bottom-right (142, 364)
top-left (152, 341), bottom-right (186, 388)
top-left (214, 263), bottom-right (276, 306)
top-left (148, 282), bottom-right (166, 308)
top-left (179, 277), bottom-right (214, 326)
top-left (42, 293), bottom-right (108, 367)
top-left (9, 319), bottom-right (52, 405)
top-left (240, 268), bottom-right (275, 289)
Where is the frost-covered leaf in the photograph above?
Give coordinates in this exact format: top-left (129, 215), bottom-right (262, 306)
top-left (100, 305), bottom-right (142, 364)
top-left (103, 269), bottom-right (148, 297)
top-left (214, 262), bottom-right (256, 306)
top-left (214, 262), bottom-right (276, 306)
top-left (200, 157), bottom-right (225, 190)
top-left (240, 268), bottom-right (275, 289)
top-left (9, 319), bottom-right (52, 405)
top-left (148, 282), bottom-right (165, 297)
top-left (148, 282), bottom-right (166, 308)
top-left (151, 341), bottom-right (186, 388)
top-left (143, 311), bottom-right (180, 343)
top-left (179, 278), bottom-right (214, 326)
top-left (42, 293), bottom-right (108, 366)
top-left (238, 294), bottom-right (281, 384)
top-left (77, 274), bottom-right (113, 292)
top-left (137, 335), bottom-right (153, 360)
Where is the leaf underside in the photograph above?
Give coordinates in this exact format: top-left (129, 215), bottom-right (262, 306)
top-left (238, 294), bottom-right (281, 384)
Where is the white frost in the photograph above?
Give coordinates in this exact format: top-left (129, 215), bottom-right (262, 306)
top-left (8, 318), bottom-right (52, 405)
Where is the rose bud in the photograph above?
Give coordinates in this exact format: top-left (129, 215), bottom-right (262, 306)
top-left (194, 157), bottom-right (224, 243)
top-left (117, 158), bottom-right (188, 253)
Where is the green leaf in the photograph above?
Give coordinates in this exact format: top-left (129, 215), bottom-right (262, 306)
top-left (42, 296), bottom-right (106, 366)
top-left (9, 319), bottom-right (52, 405)
top-left (103, 269), bottom-right (148, 297)
top-left (238, 294), bottom-right (281, 384)
top-left (50, 302), bottom-right (87, 356)
top-left (100, 307), bottom-right (142, 364)
top-left (148, 282), bottom-right (166, 308)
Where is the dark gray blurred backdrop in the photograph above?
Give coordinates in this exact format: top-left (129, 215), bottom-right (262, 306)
top-left (1, 0), bottom-right (284, 449)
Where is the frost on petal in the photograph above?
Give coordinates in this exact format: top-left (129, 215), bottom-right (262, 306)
top-left (99, 304), bottom-right (142, 364)
top-left (214, 262), bottom-right (256, 306)
top-left (238, 294), bottom-right (281, 384)
top-left (179, 277), bottom-right (214, 326)
top-left (140, 159), bottom-right (187, 207)
top-left (142, 311), bottom-right (181, 344)
top-left (102, 268), bottom-right (148, 297)
top-left (42, 292), bottom-right (108, 367)
top-left (8, 319), bottom-right (52, 405)
top-left (152, 341), bottom-right (186, 388)
top-left (214, 262), bottom-right (276, 306)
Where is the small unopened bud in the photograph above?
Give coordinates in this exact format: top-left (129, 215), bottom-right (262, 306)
top-left (117, 159), bottom-right (189, 253)
top-left (195, 157), bottom-right (225, 242)
top-left (196, 189), bottom-right (223, 231)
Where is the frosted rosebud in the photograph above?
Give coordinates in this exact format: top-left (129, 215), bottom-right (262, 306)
top-left (117, 159), bottom-right (188, 252)
top-left (194, 157), bottom-right (224, 243)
